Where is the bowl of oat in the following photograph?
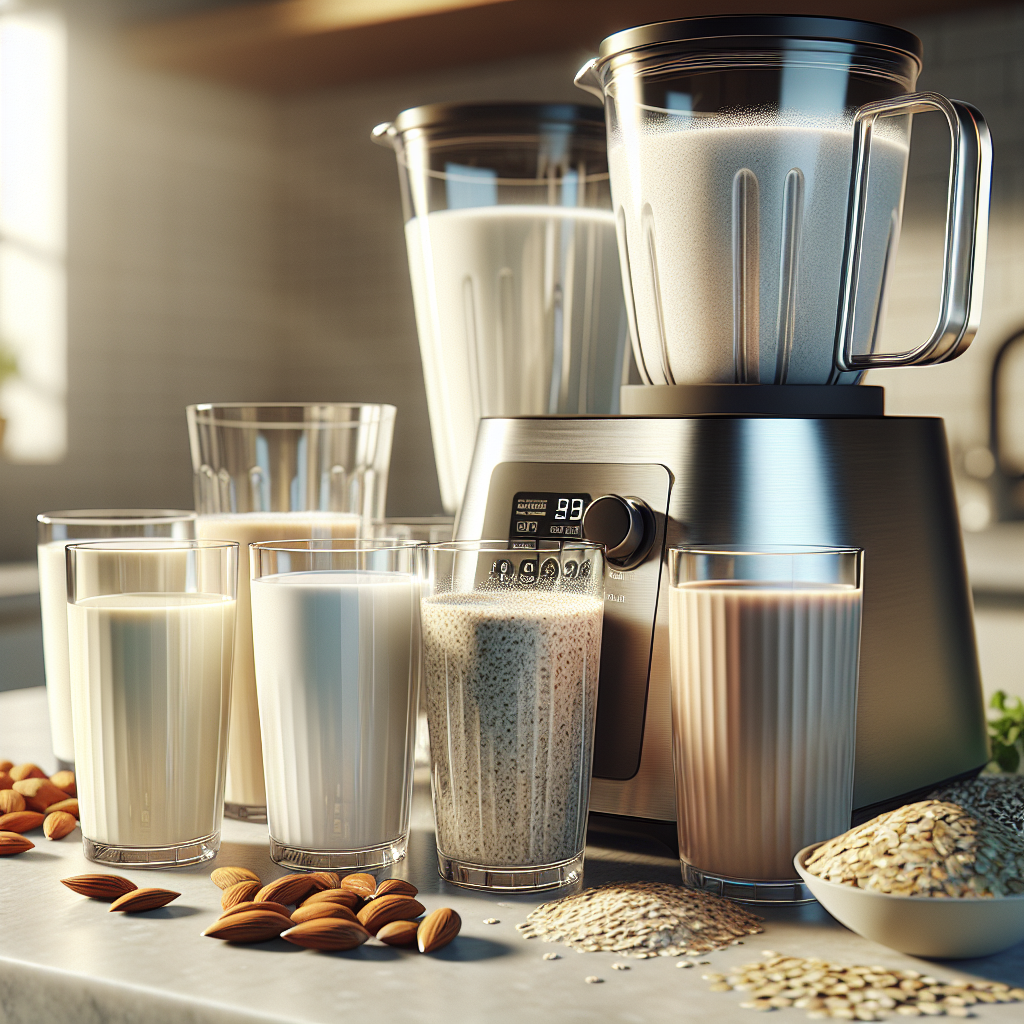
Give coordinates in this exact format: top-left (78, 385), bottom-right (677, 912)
top-left (794, 798), bottom-right (1024, 959)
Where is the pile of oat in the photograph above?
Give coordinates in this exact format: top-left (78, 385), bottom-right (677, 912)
top-left (931, 774), bottom-right (1024, 838)
top-left (516, 881), bottom-right (763, 957)
top-left (803, 800), bottom-right (1024, 897)
top-left (704, 952), bottom-right (1024, 1019)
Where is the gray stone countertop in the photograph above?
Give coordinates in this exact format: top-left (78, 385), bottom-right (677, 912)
top-left (1, 686), bottom-right (1022, 1024)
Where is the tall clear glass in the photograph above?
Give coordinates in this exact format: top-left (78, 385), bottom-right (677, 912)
top-left (37, 510), bottom-right (197, 770)
top-left (668, 544), bottom-right (864, 902)
top-left (421, 540), bottom-right (604, 891)
top-left (66, 539), bottom-right (237, 868)
top-left (187, 402), bottom-right (395, 821)
top-left (373, 103), bottom-right (630, 512)
top-left (250, 539), bottom-right (421, 872)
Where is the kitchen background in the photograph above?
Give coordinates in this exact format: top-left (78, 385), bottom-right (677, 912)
top-left (0, 0), bottom-right (1021, 701)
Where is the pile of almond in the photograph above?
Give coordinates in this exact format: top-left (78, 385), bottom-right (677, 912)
top-left (205, 867), bottom-right (461, 954)
top-left (0, 761), bottom-right (79, 854)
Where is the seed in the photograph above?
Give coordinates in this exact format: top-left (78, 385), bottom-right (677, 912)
top-left (612, 963), bottom-right (629, 971)
top-left (584, 976), bottom-right (602, 984)
top-left (483, 918), bottom-right (499, 924)
top-left (542, 952), bottom-right (560, 960)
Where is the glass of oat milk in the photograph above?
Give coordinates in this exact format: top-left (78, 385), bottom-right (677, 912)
top-left (421, 540), bottom-right (605, 891)
top-left (66, 539), bottom-right (237, 867)
top-left (668, 545), bottom-right (864, 902)
top-left (37, 509), bottom-right (197, 772)
top-left (187, 402), bottom-right (395, 822)
top-left (250, 539), bottom-right (422, 872)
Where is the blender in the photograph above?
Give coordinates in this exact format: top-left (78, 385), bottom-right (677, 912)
top-left (448, 15), bottom-right (993, 872)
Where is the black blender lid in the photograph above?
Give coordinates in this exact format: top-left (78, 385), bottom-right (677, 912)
top-left (391, 102), bottom-right (605, 135)
top-left (598, 15), bottom-right (923, 67)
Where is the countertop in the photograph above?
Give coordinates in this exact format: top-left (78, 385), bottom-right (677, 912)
top-left (1, 686), bottom-right (1022, 1024)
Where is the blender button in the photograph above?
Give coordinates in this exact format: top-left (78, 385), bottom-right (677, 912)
top-left (540, 557), bottom-right (560, 580)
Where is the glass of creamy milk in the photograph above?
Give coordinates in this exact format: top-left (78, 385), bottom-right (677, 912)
top-left (250, 538), bottom-right (422, 872)
top-left (668, 545), bottom-right (864, 902)
top-left (66, 538), bottom-right (238, 867)
top-left (37, 510), bottom-right (197, 771)
top-left (187, 402), bottom-right (395, 822)
top-left (420, 540), bottom-right (605, 891)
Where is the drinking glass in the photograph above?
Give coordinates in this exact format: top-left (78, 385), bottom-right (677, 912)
top-left (186, 402), bottom-right (395, 821)
top-left (371, 516), bottom-right (455, 543)
top-left (37, 510), bottom-right (197, 771)
top-left (250, 539), bottom-right (421, 872)
top-left (421, 540), bottom-right (604, 891)
top-left (668, 544), bottom-right (864, 902)
top-left (66, 539), bottom-right (237, 867)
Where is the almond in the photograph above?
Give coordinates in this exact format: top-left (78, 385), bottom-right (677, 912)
top-left (0, 810), bottom-right (44, 833)
top-left (0, 760), bottom-right (13, 773)
top-left (203, 909), bottom-right (289, 943)
top-left (49, 770), bottom-right (76, 797)
top-left (281, 918), bottom-right (369, 951)
top-left (307, 871), bottom-right (342, 891)
top-left (357, 894), bottom-right (425, 935)
top-left (417, 907), bottom-right (461, 953)
top-left (377, 919), bottom-right (420, 946)
top-left (221, 879), bottom-right (260, 909)
top-left (255, 874), bottom-right (315, 907)
top-left (301, 888), bottom-right (361, 911)
top-left (0, 790), bottom-right (26, 815)
top-left (0, 772), bottom-right (13, 791)
top-left (9, 763), bottom-right (46, 782)
top-left (371, 878), bottom-right (419, 899)
top-left (43, 810), bottom-right (77, 840)
top-left (340, 872), bottom-right (377, 898)
top-left (109, 888), bottom-right (180, 913)
top-left (210, 865), bottom-right (260, 890)
top-left (61, 873), bottom-right (138, 901)
top-left (0, 831), bottom-right (34, 855)
top-left (218, 900), bottom-right (292, 922)
top-left (290, 902), bottom-right (359, 925)
top-left (13, 778), bottom-right (68, 813)
top-left (45, 797), bottom-right (79, 818)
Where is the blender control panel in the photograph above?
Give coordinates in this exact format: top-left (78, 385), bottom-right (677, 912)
top-left (480, 462), bottom-right (671, 782)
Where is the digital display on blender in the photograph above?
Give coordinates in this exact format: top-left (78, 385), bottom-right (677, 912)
top-left (509, 491), bottom-right (591, 547)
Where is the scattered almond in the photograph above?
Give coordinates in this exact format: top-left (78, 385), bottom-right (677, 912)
top-left (43, 810), bottom-right (77, 840)
top-left (49, 770), bottom-right (76, 797)
top-left (0, 831), bottom-right (34, 855)
top-left (377, 920), bottom-right (420, 946)
top-left (221, 879), bottom-right (261, 910)
top-left (255, 874), bottom-right (316, 907)
top-left (417, 907), bottom-right (461, 953)
top-left (301, 888), bottom-right (361, 911)
top-left (307, 871), bottom-right (341, 891)
top-left (290, 902), bottom-right (359, 925)
top-left (109, 888), bottom-right (180, 913)
top-left (13, 778), bottom-right (68, 813)
top-left (340, 872), bottom-right (377, 898)
top-left (0, 772), bottom-right (12, 791)
top-left (45, 798), bottom-right (79, 818)
top-left (61, 874), bottom-right (138, 901)
top-left (9, 763), bottom-right (46, 782)
top-left (371, 878), bottom-right (419, 900)
top-left (281, 918), bottom-right (369, 951)
top-left (0, 760), bottom-right (13, 773)
top-left (218, 900), bottom-right (292, 922)
top-left (357, 894), bottom-right (425, 936)
top-left (0, 790), bottom-right (26, 815)
top-left (204, 909), bottom-right (289, 943)
top-left (0, 810), bottom-right (44, 833)
top-left (210, 865), bottom-right (260, 890)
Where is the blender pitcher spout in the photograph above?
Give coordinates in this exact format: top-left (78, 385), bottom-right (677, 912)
top-left (371, 122), bottom-right (397, 147)
top-left (574, 59), bottom-right (604, 100)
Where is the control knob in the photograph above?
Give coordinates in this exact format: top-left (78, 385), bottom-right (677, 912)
top-left (582, 494), bottom-right (655, 569)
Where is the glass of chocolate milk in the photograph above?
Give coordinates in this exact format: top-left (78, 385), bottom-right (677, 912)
top-left (668, 545), bottom-right (864, 903)
top-left (420, 540), bottom-right (605, 891)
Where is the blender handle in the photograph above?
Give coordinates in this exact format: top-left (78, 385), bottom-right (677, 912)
top-left (832, 92), bottom-right (992, 377)
top-left (371, 122), bottom-right (398, 147)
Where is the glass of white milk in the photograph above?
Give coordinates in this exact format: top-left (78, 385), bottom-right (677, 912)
top-left (187, 402), bottom-right (395, 823)
top-left (250, 538), bottom-right (422, 873)
top-left (37, 510), bottom-right (197, 771)
top-left (66, 539), bottom-right (238, 868)
top-left (420, 540), bottom-right (605, 892)
top-left (668, 545), bottom-right (864, 902)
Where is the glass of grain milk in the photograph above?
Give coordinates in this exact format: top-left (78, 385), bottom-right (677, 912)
top-left (421, 540), bottom-right (605, 891)
top-left (668, 545), bottom-right (864, 902)
top-left (187, 402), bottom-right (395, 822)
top-left (66, 539), bottom-right (237, 867)
top-left (250, 539), bottom-right (421, 872)
top-left (37, 510), bottom-right (197, 771)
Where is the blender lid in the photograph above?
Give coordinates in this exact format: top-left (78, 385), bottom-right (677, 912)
top-left (597, 14), bottom-right (923, 67)
top-left (391, 102), bottom-right (605, 136)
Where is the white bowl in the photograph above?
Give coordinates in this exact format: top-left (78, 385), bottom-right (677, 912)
top-left (794, 842), bottom-right (1024, 959)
